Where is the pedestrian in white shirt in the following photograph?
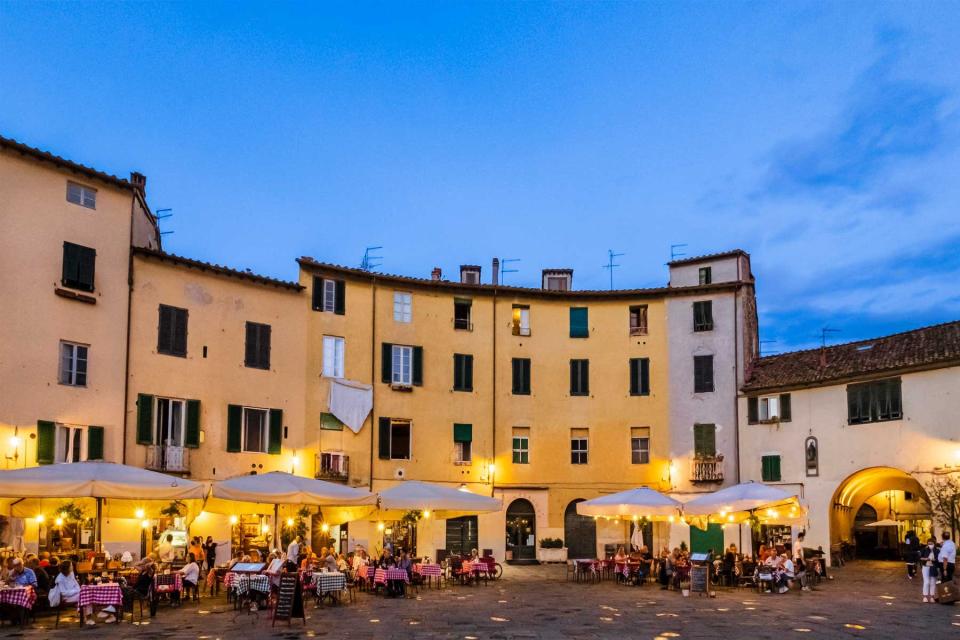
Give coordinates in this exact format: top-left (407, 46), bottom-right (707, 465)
top-left (179, 552), bottom-right (201, 602)
top-left (940, 532), bottom-right (956, 581)
top-left (287, 535), bottom-right (301, 568)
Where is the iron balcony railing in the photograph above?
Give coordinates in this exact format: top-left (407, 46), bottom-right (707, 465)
top-left (145, 444), bottom-right (189, 473)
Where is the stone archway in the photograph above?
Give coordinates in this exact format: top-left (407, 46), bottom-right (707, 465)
top-left (830, 466), bottom-right (931, 561)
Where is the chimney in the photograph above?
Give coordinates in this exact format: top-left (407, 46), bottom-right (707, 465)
top-left (492, 258), bottom-right (500, 285)
top-left (129, 171), bottom-right (147, 196)
top-left (460, 265), bottom-right (481, 284)
top-left (431, 267), bottom-right (442, 281)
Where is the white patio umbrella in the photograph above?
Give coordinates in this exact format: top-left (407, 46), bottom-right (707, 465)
top-left (207, 471), bottom-right (377, 545)
top-left (682, 481), bottom-right (804, 530)
top-left (576, 487), bottom-right (682, 521)
top-left (376, 480), bottom-right (501, 519)
top-left (0, 461), bottom-right (206, 542)
top-left (864, 519), bottom-right (900, 528)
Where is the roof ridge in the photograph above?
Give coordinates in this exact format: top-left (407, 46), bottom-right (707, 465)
top-left (0, 134), bottom-right (134, 191)
top-left (135, 247), bottom-right (303, 291)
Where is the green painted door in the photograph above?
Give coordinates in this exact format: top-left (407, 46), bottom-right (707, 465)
top-left (690, 523), bottom-right (724, 554)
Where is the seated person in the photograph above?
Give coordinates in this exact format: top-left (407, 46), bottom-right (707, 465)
top-left (27, 556), bottom-right (50, 592)
top-left (613, 546), bottom-right (627, 563)
top-left (324, 550), bottom-right (338, 572)
top-left (179, 552), bottom-right (201, 599)
top-left (6, 558), bottom-right (37, 588)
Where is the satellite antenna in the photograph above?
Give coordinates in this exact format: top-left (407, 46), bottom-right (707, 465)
top-left (670, 243), bottom-right (688, 261)
top-left (500, 258), bottom-right (520, 284)
top-left (819, 326), bottom-right (841, 347)
top-left (361, 246), bottom-right (383, 271)
top-left (602, 249), bottom-right (624, 290)
top-left (155, 208), bottom-right (174, 236)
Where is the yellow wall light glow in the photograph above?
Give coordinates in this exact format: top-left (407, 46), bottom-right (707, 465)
top-left (35, 514), bottom-right (44, 523)
top-left (422, 510), bottom-right (430, 519)
top-left (320, 523), bottom-right (330, 533)
top-left (55, 517), bottom-right (64, 526)
top-left (377, 521), bottom-right (385, 531)
top-left (229, 515), bottom-right (238, 525)
top-left (135, 508), bottom-right (145, 519)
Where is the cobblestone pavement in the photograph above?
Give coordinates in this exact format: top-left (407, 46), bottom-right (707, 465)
top-left (2, 561), bottom-right (958, 639)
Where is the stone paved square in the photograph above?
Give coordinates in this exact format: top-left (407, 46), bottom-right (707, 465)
top-left (3, 561), bottom-right (958, 640)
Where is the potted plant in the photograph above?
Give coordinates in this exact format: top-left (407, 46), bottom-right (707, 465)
top-left (536, 537), bottom-right (567, 563)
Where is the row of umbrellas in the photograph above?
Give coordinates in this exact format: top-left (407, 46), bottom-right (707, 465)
top-left (0, 462), bottom-right (501, 542)
top-left (577, 482), bottom-right (805, 530)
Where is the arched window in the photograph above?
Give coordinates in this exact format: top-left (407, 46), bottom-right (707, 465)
top-left (804, 436), bottom-right (818, 477)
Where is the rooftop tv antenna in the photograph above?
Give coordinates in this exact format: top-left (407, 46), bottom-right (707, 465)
top-left (360, 246), bottom-right (383, 271)
top-left (759, 339), bottom-right (778, 357)
top-left (819, 326), bottom-right (841, 347)
top-left (602, 249), bottom-right (625, 290)
top-left (670, 243), bottom-right (688, 261)
top-left (500, 258), bottom-right (520, 284)
top-left (155, 208), bottom-right (174, 236)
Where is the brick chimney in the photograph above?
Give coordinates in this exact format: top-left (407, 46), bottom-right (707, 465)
top-left (129, 171), bottom-right (147, 196)
top-left (431, 267), bottom-right (442, 281)
top-left (492, 258), bottom-right (500, 285)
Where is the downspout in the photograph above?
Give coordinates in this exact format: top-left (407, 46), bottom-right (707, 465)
top-left (491, 285), bottom-right (497, 497)
top-left (121, 194), bottom-right (136, 465)
top-left (734, 261), bottom-right (742, 552)
top-left (369, 277), bottom-right (377, 490)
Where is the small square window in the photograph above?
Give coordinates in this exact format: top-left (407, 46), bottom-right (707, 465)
top-left (571, 432), bottom-right (588, 465)
top-left (66, 182), bottom-right (96, 209)
top-left (512, 429), bottom-right (530, 464)
top-left (699, 267), bottom-right (712, 285)
top-left (394, 292), bottom-right (412, 323)
top-left (59, 341), bottom-right (88, 386)
top-left (512, 305), bottom-right (531, 336)
top-left (631, 427), bottom-right (650, 464)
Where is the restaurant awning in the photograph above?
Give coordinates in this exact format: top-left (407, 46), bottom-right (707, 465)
top-left (863, 519), bottom-right (901, 528)
top-left (575, 487), bottom-right (681, 521)
top-left (681, 481), bottom-right (805, 530)
top-left (374, 480), bottom-right (501, 519)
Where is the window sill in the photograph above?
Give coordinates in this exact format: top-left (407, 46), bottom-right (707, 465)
top-left (390, 384), bottom-right (413, 392)
top-left (157, 350), bottom-right (187, 358)
top-left (54, 287), bottom-right (96, 304)
top-left (454, 460), bottom-right (472, 466)
top-left (693, 327), bottom-right (714, 333)
top-left (513, 329), bottom-right (532, 337)
top-left (629, 330), bottom-right (648, 337)
top-left (58, 381), bottom-right (87, 388)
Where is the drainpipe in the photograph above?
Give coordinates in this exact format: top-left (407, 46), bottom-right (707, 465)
top-left (733, 260), bottom-right (742, 551)
top-left (491, 283), bottom-right (497, 497)
top-left (121, 195), bottom-right (136, 465)
top-left (368, 277), bottom-right (377, 491)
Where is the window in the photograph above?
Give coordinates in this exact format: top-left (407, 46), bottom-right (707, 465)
top-left (629, 358), bottom-right (650, 396)
top-left (311, 277), bottom-right (345, 314)
top-left (748, 394), bottom-right (792, 423)
top-left (446, 516), bottom-right (478, 555)
top-left (454, 298), bottom-right (472, 330)
top-left (154, 397), bottom-right (185, 446)
top-left (847, 378), bottom-right (902, 424)
top-left (378, 417), bottom-right (411, 460)
top-left (242, 407), bottom-right (269, 453)
top-left (55, 424), bottom-right (86, 463)
top-left (512, 428), bottom-right (530, 464)
top-left (512, 305), bottom-right (530, 336)
top-left (453, 423), bottom-right (472, 463)
top-left (545, 275), bottom-right (570, 291)
top-left (453, 354), bottom-right (473, 391)
top-left (392, 345), bottom-right (413, 386)
top-left (393, 292), bottom-right (412, 323)
top-left (569, 307), bottom-right (589, 338)
top-left (322, 336), bottom-right (345, 378)
top-left (570, 359), bottom-right (589, 396)
top-left (693, 300), bottom-right (713, 332)
top-left (699, 267), bottom-right (712, 285)
top-left (321, 412), bottom-right (345, 431)
top-left (761, 454), bottom-right (782, 482)
top-left (512, 358), bottom-right (531, 395)
top-left (59, 341), bottom-right (88, 386)
top-left (571, 429), bottom-right (588, 464)
top-left (631, 427), bottom-right (650, 464)
top-left (629, 305), bottom-right (648, 336)
top-left (693, 423), bottom-right (716, 457)
top-left (244, 322), bottom-right (271, 370)
top-left (66, 182), bottom-right (96, 209)
top-left (693, 355), bottom-right (714, 393)
top-left (61, 241), bottom-right (96, 291)
top-left (157, 304), bottom-right (188, 357)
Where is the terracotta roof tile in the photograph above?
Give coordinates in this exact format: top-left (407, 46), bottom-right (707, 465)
top-left (744, 320), bottom-right (960, 392)
top-left (0, 134), bottom-right (135, 192)
top-left (134, 247), bottom-right (304, 292)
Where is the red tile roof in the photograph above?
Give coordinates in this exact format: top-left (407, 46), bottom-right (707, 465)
top-left (668, 249), bottom-right (748, 266)
top-left (743, 320), bottom-right (960, 392)
top-left (0, 134), bottom-right (136, 192)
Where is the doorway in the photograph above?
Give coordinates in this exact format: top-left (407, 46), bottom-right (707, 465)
top-left (564, 499), bottom-right (597, 559)
top-left (506, 499), bottom-right (537, 562)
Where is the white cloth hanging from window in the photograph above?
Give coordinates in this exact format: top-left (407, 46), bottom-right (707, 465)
top-left (328, 378), bottom-right (373, 433)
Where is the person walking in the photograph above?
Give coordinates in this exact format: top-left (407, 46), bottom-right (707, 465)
top-left (203, 536), bottom-right (218, 572)
top-left (920, 537), bottom-right (940, 603)
top-left (903, 531), bottom-right (919, 579)
top-left (940, 532), bottom-right (956, 582)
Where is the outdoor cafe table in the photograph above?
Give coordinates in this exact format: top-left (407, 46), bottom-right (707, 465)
top-left (0, 585), bottom-right (36, 612)
top-left (460, 560), bottom-right (492, 584)
top-left (77, 583), bottom-right (123, 623)
top-left (225, 572), bottom-right (270, 596)
top-left (374, 568), bottom-right (410, 586)
top-left (312, 571), bottom-right (346, 593)
top-left (413, 563), bottom-right (442, 588)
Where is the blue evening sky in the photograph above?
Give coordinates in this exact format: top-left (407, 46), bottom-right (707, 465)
top-left (2, 2), bottom-right (958, 353)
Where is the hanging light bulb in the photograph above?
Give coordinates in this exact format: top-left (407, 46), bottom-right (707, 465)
top-left (55, 517), bottom-right (64, 526)
top-left (261, 524), bottom-right (270, 534)
top-left (229, 515), bottom-right (238, 525)
top-left (377, 521), bottom-right (385, 531)
top-left (286, 518), bottom-right (294, 527)
top-left (35, 514), bottom-right (44, 523)
top-left (321, 523), bottom-right (330, 533)
top-left (141, 519), bottom-right (150, 529)
top-left (727, 514), bottom-right (735, 522)
top-left (135, 508), bottom-right (145, 519)
top-left (668, 515), bottom-right (675, 523)
top-left (422, 510), bottom-right (431, 519)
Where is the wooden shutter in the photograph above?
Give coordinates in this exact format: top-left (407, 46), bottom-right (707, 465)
top-left (227, 404), bottom-right (243, 452)
top-left (87, 426), bottom-right (104, 460)
top-left (62, 242), bottom-right (79, 286)
top-left (629, 358), bottom-right (639, 395)
top-left (381, 343), bottom-right (393, 383)
top-left (747, 397), bottom-right (759, 424)
top-left (312, 276), bottom-right (323, 311)
top-left (136, 393), bottom-right (154, 444)
top-left (569, 307), bottom-right (588, 338)
top-left (158, 305), bottom-right (172, 353)
top-left (334, 280), bottom-right (346, 315)
top-left (512, 359), bottom-right (522, 394)
top-left (412, 346), bottom-right (423, 386)
top-left (378, 417), bottom-right (391, 459)
top-left (570, 360), bottom-right (578, 394)
top-left (185, 399), bottom-right (201, 448)
top-left (78, 246), bottom-right (96, 291)
top-left (779, 394), bottom-right (792, 422)
top-left (173, 308), bottom-right (188, 356)
top-left (694, 423), bottom-right (716, 457)
top-left (523, 359), bottom-right (531, 394)
top-left (640, 358), bottom-right (650, 395)
top-left (245, 323), bottom-right (257, 367)
top-left (582, 360), bottom-right (589, 395)
top-left (37, 420), bottom-right (55, 465)
top-left (268, 409), bottom-right (283, 455)
top-left (259, 325), bottom-right (271, 369)
top-left (453, 423), bottom-right (473, 443)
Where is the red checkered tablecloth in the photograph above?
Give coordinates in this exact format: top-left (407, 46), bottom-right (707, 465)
top-left (77, 584), bottom-right (122, 609)
top-left (0, 586), bottom-right (36, 610)
top-left (357, 566), bottom-right (374, 579)
top-left (374, 568), bottom-right (410, 585)
top-left (413, 563), bottom-right (442, 577)
top-left (154, 572), bottom-right (182, 593)
top-left (462, 560), bottom-right (492, 574)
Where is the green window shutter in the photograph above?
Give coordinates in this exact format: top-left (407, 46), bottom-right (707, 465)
top-left (464, 354), bottom-right (473, 391)
top-left (412, 346), bottom-right (424, 386)
top-left (762, 455), bottom-right (781, 482)
top-left (378, 417), bottom-right (391, 459)
top-left (185, 399), bottom-right (201, 448)
top-left (779, 394), bottom-right (792, 422)
top-left (334, 280), bottom-right (346, 315)
top-left (512, 359), bottom-right (522, 394)
top-left (381, 343), bottom-right (393, 383)
top-left (37, 420), bottom-right (55, 465)
top-left (268, 409), bottom-right (283, 455)
top-left (87, 426), bottom-right (104, 460)
top-left (640, 358), bottom-right (650, 395)
top-left (747, 397), bottom-right (759, 424)
top-left (321, 412), bottom-right (345, 431)
top-left (62, 242), bottom-right (79, 286)
top-left (453, 423), bottom-right (473, 443)
top-left (227, 404), bottom-right (242, 452)
top-left (694, 423), bottom-right (716, 457)
top-left (569, 307), bottom-right (589, 338)
top-left (136, 393), bottom-right (154, 444)
top-left (773, 456), bottom-right (781, 481)
top-left (629, 358), bottom-right (639, 395)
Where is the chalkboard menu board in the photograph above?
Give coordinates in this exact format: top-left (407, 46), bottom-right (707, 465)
top-left (273, 573), bottom-right (305, 626)
top-left (690, 565), bottom-right (709, 594)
